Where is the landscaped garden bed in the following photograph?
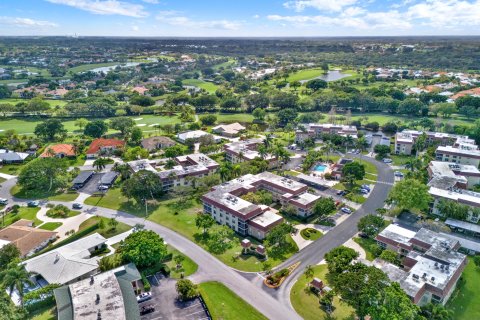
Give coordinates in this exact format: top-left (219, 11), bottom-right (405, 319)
top-left (300, 228), bottom-right (323, 241)
top-left (264, 261), bottom-right (300, 288)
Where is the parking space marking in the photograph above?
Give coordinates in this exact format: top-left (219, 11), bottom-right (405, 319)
top-left (184, 310), bottom-right (207, 317)
top-left (183, 302), bottom-right (203, 310)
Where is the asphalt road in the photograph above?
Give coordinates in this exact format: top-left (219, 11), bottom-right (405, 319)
top-left (252, 153), bottom-right (394, 309)
top-left (0, 176), bottom-right (302, 320)
top-left (0, 154), bottom-right (392, 320)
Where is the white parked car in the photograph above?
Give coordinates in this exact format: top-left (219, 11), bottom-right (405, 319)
top-left (0, 198), bottom-right (8, 205)
top-left (341, 207), bottom-right (352, 214)
top-left (136, 292), bottom-right (152, 303)
top-left (98, 185), bottom-right (109, 191)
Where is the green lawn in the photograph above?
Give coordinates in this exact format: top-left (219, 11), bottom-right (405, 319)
top-left (199, 281), bottom-right (268, 320)
top-left (214, 113), bottom-right (254, 123)
top-left (0, 177), bottom-right (6, 184)
top-left (27, 306), bottom-right (56, 320)
top-left (183, 79), bottom-right (219, 94)
top-left (38, 222), bottom-right (63, 231)
top-left (447, 258), bottom-right (480, 319)
top-left (290, 264), bottom-right (356, 320)
top-left (78, 216), bottom-right (131, 238)
top-left (165, 245), bottom-right (198, 278)
top-left (85, 188), bottom-right (298, 272)
top-left (0, 164), bottom-right (24, 175)
top-left (1, 207), bottom-right (42, 227)
top-left (287, 68), bottom-right (327, 82)
top-left (11, 185), bottom-right (79, 202)
top-left (67, 62), bottom-right (120, 74)
top-left (0, 98), bottom-right (67, 107)
top-left (390, 154), bottom-right (414, 166)
top-left (300, 228), bottom-right (323, 241)
top-left (353, 237), bottom-right (377, 261)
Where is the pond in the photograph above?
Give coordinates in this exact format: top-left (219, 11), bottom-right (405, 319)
top-left (90, 62), bottom-right (140, 73)
top-left (300, 70), bottom-right (351, 83)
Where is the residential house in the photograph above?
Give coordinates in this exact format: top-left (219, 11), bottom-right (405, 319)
top-left (0, 149), bottom-right (30, 164)
top-left (141, 136), bottom-right (176, 152)
top-left (86, 138), bottom-right (125, 158)
top-left (22, 233), bottom-right (108, 286)
top-left (54, 264), bottom-right (141, 320)
top-left (0, 220), bottom-right (57, 257)
top-left (212, 123), bottom-right (246, 137)
top-left (176, 130), bottom-right (222, 143)
top-left (40, 144), bottom-right (76, 158)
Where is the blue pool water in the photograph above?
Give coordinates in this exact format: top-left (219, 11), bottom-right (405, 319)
top-left (314, 165), bottom-right (327, 172)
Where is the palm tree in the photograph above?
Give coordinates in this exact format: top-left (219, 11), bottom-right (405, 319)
top-left (304, 265), bottom-right (314, 280)
top-left (232, 165), bottom-right (241, 179)
top-left (405, 158), bottom-right (422, 172)
top-left (0, 263), bottom-right (33, 306)
top-left (263, 133), bottom-right (274, 149)
top-left (258, 145), bottom-right (268, 160)
top-left (356, 136), bottom-right (369, 153)
top-left (344, 135), bottom-right (354, 153)
top-left (93, 157), bottom-right (109, 172)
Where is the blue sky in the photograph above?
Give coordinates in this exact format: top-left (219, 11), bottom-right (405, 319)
top-left (1, 0), bottom-right (480, 36)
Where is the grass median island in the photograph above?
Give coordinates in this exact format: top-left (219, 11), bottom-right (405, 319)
top-left (46, 204), bottom-right (81, 218)
top-left (447, 258), bottom-right (480, 319)
top-left (300, 228), bottom-right (323, 241)
top-left (199, 281), bottom-right (268, 320)
top-left (1, 206), bottom-right (42, 227)
top-left (38, 222), bottom-right (63, 231)
top-left (84, 188), bottom-right (298, 272)
top-left (290, 264), bottom-right (356, 320)
top-left (164, 245), bottom-right (198, 278)
top-left (78, 216), bottom-right (131, 238)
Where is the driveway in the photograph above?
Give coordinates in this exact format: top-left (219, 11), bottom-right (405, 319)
top-left (77, 172), bottom-right (105, 195)
top-left (141, 273), bottom-right (209, 320)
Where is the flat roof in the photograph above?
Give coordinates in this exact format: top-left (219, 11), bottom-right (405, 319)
top-left (127, 160), bottom-right (157, 173)
top-left (377, 224), bottom-right (416, 246)
top-left (437, 145), bottom-right (480, 157)
top-left (291, 192), bottom-right (320, 206)
top-left (249, 207), bottom-right (283, 228)
top-left (429, 187), bottom-right (480, 207)
top-left (445, 218), bottom-right (480, 234)
top-left (72, 171), bottom-right (94, 184)
top-left (100, 172), bottom-right (118, 184)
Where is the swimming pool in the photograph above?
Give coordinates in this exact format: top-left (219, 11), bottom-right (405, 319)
top-left (314, 164), bottom-right (327, 172)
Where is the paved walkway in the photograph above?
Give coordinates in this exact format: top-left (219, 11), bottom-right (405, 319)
top-left (343, 237), bottom-right (367, 260)
top-left (0, 172), bottom-right (16, 180)
top-left (36, 206), bottom-right (93, 240)
top-left (105, 229), bottom-right (134, 246)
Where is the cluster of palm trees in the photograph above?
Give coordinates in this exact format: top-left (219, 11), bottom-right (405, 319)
top-left (0, 261), bottom-right (33, 306)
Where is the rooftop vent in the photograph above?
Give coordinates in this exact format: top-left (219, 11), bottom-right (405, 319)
top-left (90, 275), bottom-right (94, 285)
top-left (95, 294), bottom-right (100, 304)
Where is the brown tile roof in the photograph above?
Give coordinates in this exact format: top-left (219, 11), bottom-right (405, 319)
top-left (0, 220), bottom-right (57, 256)
top-left (86, 138), bottom-right (125, 155)
top-left (141, 136), bottom-right (176, 151)
top-left (40, 144), bottom-right (76, 158)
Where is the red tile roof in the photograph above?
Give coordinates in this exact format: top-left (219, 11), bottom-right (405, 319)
top-left (40, 144), bottom-right (76, 158)
top-left (86, 138), bottom-right (125, 155)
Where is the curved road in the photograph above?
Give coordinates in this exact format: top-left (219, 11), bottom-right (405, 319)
top-left (248, 153), bottom-right (394, 311)
top-left (0, 154), bottom-right (392, 320)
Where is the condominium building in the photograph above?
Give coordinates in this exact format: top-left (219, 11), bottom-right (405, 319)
top-left (435, 145), bottom-right (480, 167)
top-left (224, 138), bottom-right (277, 167)
top-left (375, 224), bottom-right (467, 305)
top-left (394, 130), bottom-right (477, 156)
top-left (295, 123), bottom-right (358, 143)
top-left (428, 161), bottom-right (480, 189)
top-left (128, 153), bottom-right (219, 192)
top-left (428, 187), bottom-right (480, 223)
top-left (201, 172), bottom-right (320, 239)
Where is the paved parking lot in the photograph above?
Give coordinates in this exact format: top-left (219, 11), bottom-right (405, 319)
top-left (140, 273), bottom-right (210, 320)
top-left (78, 172), bottom-right (105, 194)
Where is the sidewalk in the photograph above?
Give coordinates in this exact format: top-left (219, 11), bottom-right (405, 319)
top-left (36, 206), bottom-right (93, 240)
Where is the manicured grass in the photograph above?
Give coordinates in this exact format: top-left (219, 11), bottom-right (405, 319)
top-left (353, 237), bottom-right (377, 261)
top-left (78, 216), bottom-right (131, 238)
top-left (345, 193), bottom-right (367, 204)
top-left (1, 207), bottom-right (42, 227)
top-left (390, 154), bottom-right (414, 166)
top-left (27, 306), bottom-right (56, 320)
top-left (0, 98), bottom-right (67, 107)
top-left (67, 62), bottom-right (119, 74)
top-left (183, 78), bottom-right (219, 94)
top-left (165, 245), bottom-right (198, 278)
top-left (300, 228), bottom-right (323, 241)
top-left (199, 281), bottom-right (268, 320)
top-left (447, 258), bottom-right (480, 319)
top-left (38, 222), bottom-right (63, 231)
top-left (290, 264), bottom-right (356, 320)
top-left (348, 112), bottom-right (474, 127)
top-left (46, 205), bottom-right (81, 218)
top-left (84, 188), bottom-right (298, 272)
top-left (287, 68), bottom-right (327, 82)
top-left (11, 185), bottom-right (79, 201)
top-left (213, 113), bottom-right (254, 123)
top-left (0, 164), bottom-right (24, 175)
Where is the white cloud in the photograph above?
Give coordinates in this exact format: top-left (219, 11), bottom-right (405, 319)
top-left (156, 12), bottom-right (241, 30)
top-left (406, 0), bottom-right (480, 27)
top-left (253, 14), bottom-right (260, 19)
top-left (131, 25), bottom-right (139, 31)
top-left (283, 0), bottom-right (358, 12)
top-left (45, 0), bottom-right (148, 18)
top-left (142, 0), bottom-right (159, 3)
top-left (0, 16), bottom-right (58, 27)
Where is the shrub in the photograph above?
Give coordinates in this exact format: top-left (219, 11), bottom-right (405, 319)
top-left (141, 272), bottom-right (151, 291)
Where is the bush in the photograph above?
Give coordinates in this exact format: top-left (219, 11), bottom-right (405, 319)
top-left (141, 272), bottom-right (151, 291)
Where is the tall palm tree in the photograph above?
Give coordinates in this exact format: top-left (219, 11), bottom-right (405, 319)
top-left (304, 264), bottom-right (314, 280)
top-left (356, 136), bottom-right (369, 153)
top-left (232, 165), bottom-right (242, 179)
top-left (263, 134), bottom-right (273, 149)
top-left (405, 158), bottom-right (422, 172)
top-left (344, 135), bottom-right (354, 153)
top-left (258, 145), bottom-right (268, 160)
top-left (0, 263), bottom-right (33, 306)
top-left (93, 157), bottom-right (109, 172)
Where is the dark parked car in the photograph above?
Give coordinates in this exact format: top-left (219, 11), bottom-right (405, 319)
top-left (72, 203), bottom-right (83, 209)
top-left (27, 201), bottom-right (39, 207)
top-left (140, 305), bottom-right (155, 315)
